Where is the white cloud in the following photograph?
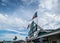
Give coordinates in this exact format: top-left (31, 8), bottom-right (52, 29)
top-left (0, 33), bottom-right (26, 41)
top-left (37, 0), bottom-right (60, 29)
top-left (0, 0), bottom-right (60, 41)
top-left (21, 0), bottom-right (38, 5)
top-left (0, 13), bottom-right (28, 34)
top-left (6, 29), bottom-right (28, 34)
top-left (39, 0), bottom-right (58, 10)
top-left (0, 14), bottom-right (26, 27)
top-left (2, 0), bottom-right (9, 3)
top-left (55, 15), bottom-right (60, 21)
top-left (0, 14), bottom-right (7, 21)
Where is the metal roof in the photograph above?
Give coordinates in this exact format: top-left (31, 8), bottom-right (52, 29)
top-left (28, 28), bottom-right (60, 41)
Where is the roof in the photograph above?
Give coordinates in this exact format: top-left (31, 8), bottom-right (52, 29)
top-left (28, 28), bottom-right (60, 40)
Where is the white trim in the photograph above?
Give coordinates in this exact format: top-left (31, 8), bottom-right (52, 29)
top-left (28, 30), bottom-right (60, 40)
top-left (38, 30), bottom-right (60, 38)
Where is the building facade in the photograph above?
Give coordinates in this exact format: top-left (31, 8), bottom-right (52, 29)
top-left (28, 21), bottom-right (60, 43)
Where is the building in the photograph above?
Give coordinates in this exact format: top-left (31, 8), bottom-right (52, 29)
top-left (27, 21), bottom-right (60, 43)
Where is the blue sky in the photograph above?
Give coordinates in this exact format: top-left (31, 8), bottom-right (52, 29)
top-left (0, 0), bottom-right (39, 41)
top-left (0, 0), bottom-right (60, 41)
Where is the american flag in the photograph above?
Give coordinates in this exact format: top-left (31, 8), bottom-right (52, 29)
top-left (32, 12), bottom-right (37, 19)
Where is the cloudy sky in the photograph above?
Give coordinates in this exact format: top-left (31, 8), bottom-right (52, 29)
top-left (0, 0), bottom-right (60, 41)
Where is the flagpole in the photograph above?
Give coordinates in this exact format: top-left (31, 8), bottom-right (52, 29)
top-left (36, 11), bottom-right (38, 31)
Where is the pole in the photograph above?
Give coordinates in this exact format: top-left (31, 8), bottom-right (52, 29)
top-left (39, 38), bottom-right (43, 43)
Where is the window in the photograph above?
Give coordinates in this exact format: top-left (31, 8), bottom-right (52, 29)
top-left (52, 41), bottom-right (57, 43)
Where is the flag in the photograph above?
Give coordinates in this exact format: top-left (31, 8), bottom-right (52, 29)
top-left (32, 12), bottom-right (37, 19)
